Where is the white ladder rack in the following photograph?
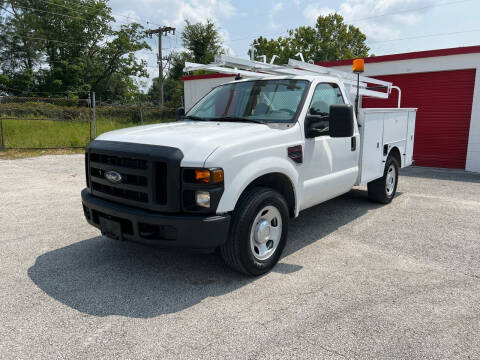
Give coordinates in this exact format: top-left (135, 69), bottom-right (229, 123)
top-left (184, 55), bottom-right (394, 100)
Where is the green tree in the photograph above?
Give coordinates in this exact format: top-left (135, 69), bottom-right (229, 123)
top-left (149, 20), bottom-right (224, 107)
top-left (0, 0), bottom-right (150, 100)
top-left (181, 19), bottom-right (223, 64)
top-left (252, 14), bottom-right (370, 64)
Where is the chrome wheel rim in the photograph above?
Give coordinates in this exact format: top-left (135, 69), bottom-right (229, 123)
top-left (250, 205), bottom-right (282, 261)
top-left (385, 164), bottom-right (397, 196)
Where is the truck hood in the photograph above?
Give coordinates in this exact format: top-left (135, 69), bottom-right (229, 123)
top-left (96, 121), bottom-right (273, 166)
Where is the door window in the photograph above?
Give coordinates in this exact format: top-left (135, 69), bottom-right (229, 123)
top-left (307, 83), bottom-right (345, 136)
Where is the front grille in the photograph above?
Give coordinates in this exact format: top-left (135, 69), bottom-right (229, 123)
top-left (91, 181), bottom-right (148, 203)
top-left (88, 152), bottom-right (156, 207)
top-left (85, 141), bottom-right (183, 212)
top-left (90, 167), bottom-right (148, 187)
top-left (90, 153), bottom-right (147, 170)
top-left (155, 162), bottom-right (167, 204)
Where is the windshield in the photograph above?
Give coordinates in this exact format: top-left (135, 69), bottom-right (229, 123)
top-left (186, 79), bottom-right (309, 123)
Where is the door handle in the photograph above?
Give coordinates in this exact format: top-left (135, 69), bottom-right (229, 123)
top-left (351, 137), bottom-right (356, 151)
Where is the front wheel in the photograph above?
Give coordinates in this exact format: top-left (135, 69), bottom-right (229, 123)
top-left (220, 187), bottom-right (289, 276)
top-left (367, 156), bottom-right (399, 204)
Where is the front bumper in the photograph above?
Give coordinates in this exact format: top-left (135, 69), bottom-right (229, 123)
top-left (81, 189), bottom-right (230, 249)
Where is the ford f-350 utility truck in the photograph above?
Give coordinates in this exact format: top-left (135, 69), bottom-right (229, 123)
top-left (81, 56), bottom-right (416, 275)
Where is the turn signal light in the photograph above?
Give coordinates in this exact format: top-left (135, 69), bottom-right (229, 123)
top-left (211, 169), bottom-right (224, 183)
top-left (192, 169), bottom-right (224, 184)
top-left (195, 169), bottom-right (211, 183)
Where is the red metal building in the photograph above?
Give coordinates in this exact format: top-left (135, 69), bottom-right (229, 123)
top-left (319, 46), bottom-right (480, 172)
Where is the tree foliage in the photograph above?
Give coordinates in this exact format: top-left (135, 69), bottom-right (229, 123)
top-left (0, 0), bottom-right (150, 100)
top-left (252, 14), bottom-right (370, 64)
top-left (181, 19), bottom-right (223, 64)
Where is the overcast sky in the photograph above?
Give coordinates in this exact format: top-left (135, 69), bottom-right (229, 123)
top-left (108, 0), bottom-right (480, 86)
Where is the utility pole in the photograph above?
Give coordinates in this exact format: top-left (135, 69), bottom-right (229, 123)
top-left (146, 26), bottom-right (176, 107)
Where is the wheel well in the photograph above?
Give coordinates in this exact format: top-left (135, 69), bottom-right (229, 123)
top-left (244, 173), bottom-right (296, 217)
top-left (388, 147), bottom-right (402, 166)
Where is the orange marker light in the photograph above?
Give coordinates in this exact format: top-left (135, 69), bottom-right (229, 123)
top-left (193, 169), bottom-right (224, 184)
top-left (211, 169), bottom-right (224, 183)
top-left (195, 169), bottom-right (211, 183)
top-left (353, 58), bottom-right (365, 73)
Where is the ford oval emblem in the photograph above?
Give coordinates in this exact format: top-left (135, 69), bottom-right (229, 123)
top-left (104, 170), bottom-right (122, 184)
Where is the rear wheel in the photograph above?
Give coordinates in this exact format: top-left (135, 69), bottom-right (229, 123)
top-left (368, 156), bottom-right (399, 204)
top-left (220, 187), bottom-right (289, 276)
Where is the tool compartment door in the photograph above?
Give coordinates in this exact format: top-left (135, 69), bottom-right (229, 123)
top-left (405, 110), bottom-right (417, 166)
top-left (359, 111), bottom-right (384, 184)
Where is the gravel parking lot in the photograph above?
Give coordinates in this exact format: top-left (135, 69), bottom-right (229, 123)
top-left (1, 154), bottom-right (479, 359)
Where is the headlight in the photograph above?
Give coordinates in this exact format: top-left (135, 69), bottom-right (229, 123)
top-left (182, 168), bottom-right (224, 213)
top-left (195, 191), bottom-right (211, 208)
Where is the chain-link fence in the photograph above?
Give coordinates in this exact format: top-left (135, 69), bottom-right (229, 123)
top-left (0, 95), bottom-right (176, 150)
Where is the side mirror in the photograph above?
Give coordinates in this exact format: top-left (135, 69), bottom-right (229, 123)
top-left (176, 107), bottom-right (185, 120)
top-left (329, 104), bottom-right (354, 138)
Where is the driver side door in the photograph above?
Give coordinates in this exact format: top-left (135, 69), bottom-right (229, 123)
top-left (301, 82), bottom-right (359, 210)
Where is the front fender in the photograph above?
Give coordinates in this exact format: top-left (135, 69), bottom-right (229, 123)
top-left (216, 156), bottom-right (301, 215)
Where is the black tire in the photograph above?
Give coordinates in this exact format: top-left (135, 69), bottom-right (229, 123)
top-left (367, 156), bottom-right (399, 204)
top-left (220, 187), bottom-right (289, 276)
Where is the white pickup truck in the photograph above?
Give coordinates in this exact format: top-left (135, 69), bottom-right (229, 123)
top-left (81, 56), bottom-right (416, 275)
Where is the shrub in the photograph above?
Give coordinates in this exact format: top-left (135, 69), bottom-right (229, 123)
top-left (0, 102), bottom-right (175, 123)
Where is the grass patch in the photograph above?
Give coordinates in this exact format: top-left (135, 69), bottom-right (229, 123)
top-left (1, 117), bottom-right (173, 149)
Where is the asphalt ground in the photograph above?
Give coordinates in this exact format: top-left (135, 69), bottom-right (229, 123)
top-left (1, 155), bottom-right (479, 359)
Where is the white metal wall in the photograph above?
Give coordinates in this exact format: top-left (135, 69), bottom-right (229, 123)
top-left (467, 68), bottom-right (480, 172)
top-left (183, 76), bottom-right (235, 111)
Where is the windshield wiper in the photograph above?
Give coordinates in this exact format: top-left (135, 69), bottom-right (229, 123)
top-left (183, 115), bottom-right (208, 121)
top-left (213, 116), bottom-right (267, 124)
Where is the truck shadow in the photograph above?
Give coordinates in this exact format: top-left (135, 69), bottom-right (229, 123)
top-left (28, 188), bottom-right (391, 318)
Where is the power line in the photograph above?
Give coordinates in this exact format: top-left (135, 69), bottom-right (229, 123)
top-left (5, 0), bottom-right (159, 28)
top-left (225, 0), bottom-right (474, 43)
top-left (368, 28), bottom-right (480, 44)
top-left (5, 3), bottom-right (88, 21)
top-left (2, 1), bottom-right (166, 48)
top-left (344, 0), bottom-right (473, 23)
top-left (36, 0), bottom-right (129, 25)
top-left (226, 31), bottom-right (288, 43)
top-left (37, 0), bottom-right (94, 15)
top-left (227, 27), bottom-right (480, 51)
top-left (37, 0), bottom-right (162, 28)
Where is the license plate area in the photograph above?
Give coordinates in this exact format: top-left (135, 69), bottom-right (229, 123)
top-left (99, 216), bottom-right (122, 240)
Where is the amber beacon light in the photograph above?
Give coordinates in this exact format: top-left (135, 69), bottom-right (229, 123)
top-left (353, 58), bottom-right (365, 116)
top-left (353, 58), bottom-right (365, 73)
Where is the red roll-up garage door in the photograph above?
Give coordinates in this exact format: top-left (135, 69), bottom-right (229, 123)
top-left (362, 69), bottom-right (476, 169)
